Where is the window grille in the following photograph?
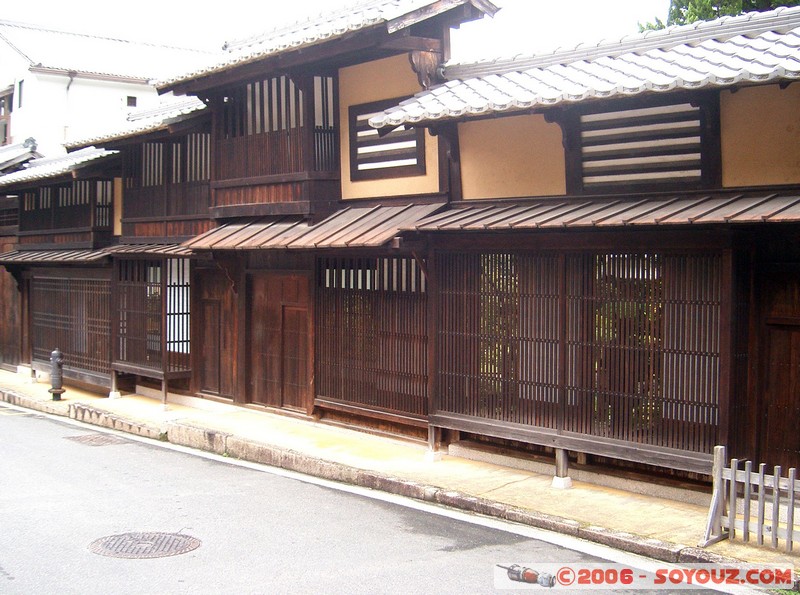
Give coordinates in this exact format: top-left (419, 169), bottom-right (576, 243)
top-left (316, 256), bottom-right (428, 417)
top-left (349, 97), bottom-right (426, 181)
top-left (31, 275), bottom-right (111, 375)
top-left (567, 94), bottom-right (719, 193)
top-left (437, 251), bottom-right (722, 455)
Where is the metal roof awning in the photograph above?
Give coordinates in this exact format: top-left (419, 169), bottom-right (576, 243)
top-left (0, 249), bottom-right (109, 264)
top-left (184, 203), bottom-right (445, 251)
top-left (408, 192), bottom-right (800, 232)
top-left (103, 243), bottom-right (194, 257)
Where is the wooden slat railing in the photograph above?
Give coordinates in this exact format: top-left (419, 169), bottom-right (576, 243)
top-left (702, 445), bottom-right (799, 552)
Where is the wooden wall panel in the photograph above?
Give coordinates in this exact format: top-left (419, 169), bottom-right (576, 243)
top-left (213, 183), bottom-right (303, 208)
top-left (247, 272), bottom-right (311, 412)
top-left (194, 270), bottom-right (238, 398)
top-left (0, 235), bottom-right (20, 369)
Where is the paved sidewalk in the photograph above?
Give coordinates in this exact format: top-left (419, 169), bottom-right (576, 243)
top-left (1, 369), bottom-right (798, 582)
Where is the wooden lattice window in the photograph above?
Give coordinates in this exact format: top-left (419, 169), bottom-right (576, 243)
top-left (115, 258), bottom-right (190, 377)
top-left (437, 251), bottom-right (722, 458)
top-left (349, 97), bottom-right (426, 181)
top-left (31, 274), bottom-right (111, 376)
top-left (185, 133), bottom-right (211, 182)
top-left (316, 256), bottom-right (428, 418)
top-left (567, 93), bottom-right (720, 193)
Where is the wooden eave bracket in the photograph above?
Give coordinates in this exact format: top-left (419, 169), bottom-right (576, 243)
top-left (409, 49), bottom-right (443, 89)
top-left (380, 29), bottom-right (443, 53)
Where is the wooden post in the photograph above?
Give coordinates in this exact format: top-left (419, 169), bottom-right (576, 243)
top-left (426, 248), bottom-right (437, 424)
top-left (743, 460), bottom-right (752, 542)
top-left (772, 465), bottom-right (781, 549)
top-left (425, 425), bottom-right (442, 462)
top-left (787, 467), bottom-right (795, 553)
top-left (757, 463), bottom-right (766, 545)
top-left (109, 369), bottom-right (121, 399)
top-left (552, 448), bottom-right (572, 489)
top-left (701, 445), bottom-right (727, 546)
top-left (718, 249), bottom-right (734, 452)
top-left (161, 259), bottom-right (169, 409)
top-left (161, 377), bottom-right (168, 410)
top-left (729, 458), bottom-right (738, 541)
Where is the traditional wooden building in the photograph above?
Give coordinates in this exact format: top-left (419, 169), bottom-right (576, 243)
top-left (368, 7), bottom-right (800, 473)
top-left (159, 0), bottom-right (498, 430)
top-left (2, 1), bottom-right (797, 484)
top-left (0, 139), bottom-right (40, 371)
top-left (0, 96), bottom-right (212, 396)
top-left (0, 148), bottom-right (119, 386)
top-left (66, 96), bottom-right (212, 399)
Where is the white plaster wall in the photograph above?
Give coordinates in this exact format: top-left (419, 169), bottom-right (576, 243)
top-left (0, 49), bottom-right (161, 156)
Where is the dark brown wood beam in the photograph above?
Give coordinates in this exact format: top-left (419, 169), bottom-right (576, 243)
top-left (164, 26), bottom-right (392, 96)
top-left (387, 0), bottom-right (491, 33)
top-left (380, 35), bottom-right (442, 53)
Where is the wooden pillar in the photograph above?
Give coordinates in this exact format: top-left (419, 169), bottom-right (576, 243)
top-left (235, 265), bottom-right (247, 405)
top-left (425, 425), bottom-right (443, 462)
top-left (109, 369), bottom-right (121, 399)
top-left (161, 259), bottom-right (169, 408)
top-left (426, 248), bottom-right (437, 425)
top-left (552, 448), bottom-right (572, 489)
top-left (109, 259), bottom-right (120, 398)
top-left (718, 248), bottom-right (734, 451)
top-left (161, 377), bottom-right (168, 410)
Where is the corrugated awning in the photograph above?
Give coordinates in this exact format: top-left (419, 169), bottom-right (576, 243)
top-left (184, 204), bottom-right (445, 251)
top-left (408, 192), bottom-right (800, 231)
top-left (0, 243), bottom-right (195, 265)
top-left (0, 249), bottom-right (109, 264)
top-left (103, 243), bottom-right (194, 257)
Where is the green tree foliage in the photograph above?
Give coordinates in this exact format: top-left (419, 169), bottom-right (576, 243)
top-left (640, 0), bottom-right (800, 31)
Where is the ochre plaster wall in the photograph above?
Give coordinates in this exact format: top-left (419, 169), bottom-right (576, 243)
top-left (113, 177), bottom-right (123, 236)
top-left (339, 54), bottom-right (439, 200)
top-left (721, 84), bottom-right (800, 187)
top-left (459, 114), bottom-right (566, 199)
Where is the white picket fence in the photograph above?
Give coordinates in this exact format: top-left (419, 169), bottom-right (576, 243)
top-left (701, 446), bottom-right (799, 552)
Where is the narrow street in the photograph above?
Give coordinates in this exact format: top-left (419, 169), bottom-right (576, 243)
top-left (0, 403), bottom-right (735, 594)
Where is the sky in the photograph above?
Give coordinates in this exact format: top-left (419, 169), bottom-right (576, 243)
top-left (1, 0), bottom-right (671, 62)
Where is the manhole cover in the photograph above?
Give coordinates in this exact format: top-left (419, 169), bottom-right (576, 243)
top-left (89, 532), bottom-right (201, 559)
top-left (65, 433), bottom-right (129, 447)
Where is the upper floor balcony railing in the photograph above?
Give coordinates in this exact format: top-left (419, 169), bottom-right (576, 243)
top-left (211, 75), bottom-right (339, 218)
top-left (18, 180), bottom-right (112, 248)
top-left (122, 133), bottom-right (213, 241)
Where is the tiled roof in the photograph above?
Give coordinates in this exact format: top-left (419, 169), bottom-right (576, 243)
top-left (0, 20), bottom-right (217, 82)
top-left (184, 203), bottom-right (444, 250)
top-left (159, 0), bottom-right (497, 89)
top-left (370, 6), bottom-right (800, 128)
top-left (0, 138), bottom-right (40, 173)
top-left (65, 96), bottom-right (208, 149)
top-left (405, 191), bottom-right (800, 231)
top-left (0, 147), bottom-right (118, 188)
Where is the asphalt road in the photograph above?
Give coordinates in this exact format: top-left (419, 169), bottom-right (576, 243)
top-left (0, 403), bottom-right (741, 594)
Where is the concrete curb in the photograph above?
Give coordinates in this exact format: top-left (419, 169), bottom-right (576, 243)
top-left (0, 394), bottom-right (767, 572)
top-left (1, 388), bottom-right (69, 417)
top-left (70, 402), bottom-right (166, 441)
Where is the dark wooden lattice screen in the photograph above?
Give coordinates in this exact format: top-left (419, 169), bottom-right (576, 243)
top-left (316, 256), bottom-right (428, 419)
top-left (115, 259), bottom-right (190, 376)
top-left (31, 274), bottom-right (111, 376)
top-left (217, 75), bottom-right (337, 179)
top-left (437, 251), bottom-right (721, 458)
